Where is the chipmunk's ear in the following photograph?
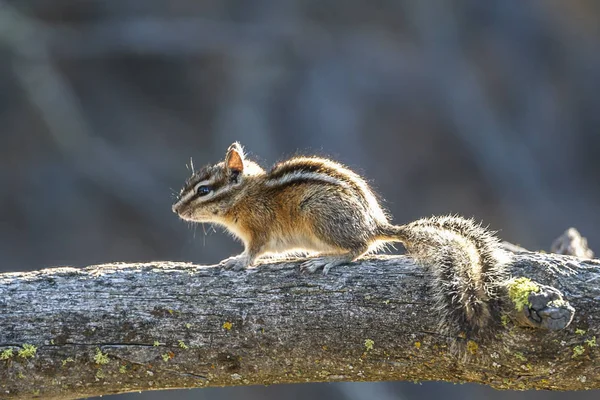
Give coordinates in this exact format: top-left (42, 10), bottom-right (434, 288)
top-left (225, 142), bottom-right (245, 175)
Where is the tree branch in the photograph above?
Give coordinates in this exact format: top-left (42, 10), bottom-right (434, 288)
top-left (1, 248), bottom-right (599, 399)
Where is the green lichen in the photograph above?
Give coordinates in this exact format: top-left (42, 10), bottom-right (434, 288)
top-left (119, 365), bottom-right (127, 374)
top-left (153, 341), bottom-right (160, 347)
top-left (508, 277), bottom-right (539, 311)
top-left (95, 369), bottom-right (105, 380)
top-left (501, 315), bottom-right (510, 327)
top-left (61, 357), bottom-right (74, 367)
top-left (575, 328), bottom-right (586, 335)
top-left (0, 348), bottom-right (14, 360)
top-left (185, 323), bottom-right (192, 329)
top-left (364, 339), bottom-right (374, 351)
top-left (514, 352), bottom-right (527, 362)
top-left (162, 353), bottom-right (171, 362)
top-left (178, 340), bottom-right (188, 350)
top-left (18, 344), bottom-right (37, 359)
top-left (94, 348), bottom-right (109, 365)
top-left (572, 345), bottom-right (585, 358)
top-left (17, 372), bottom-right (25, 379)
top-left (585, 336), bottom-right (597, 348)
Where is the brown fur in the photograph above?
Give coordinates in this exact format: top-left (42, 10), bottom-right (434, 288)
top-left (173, 143), bottom-right (387, 266)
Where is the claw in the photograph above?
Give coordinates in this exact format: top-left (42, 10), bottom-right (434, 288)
top-left (300, 259), bottom-right (324, 274)
top-left (219, 255), bottom-right (249, 271)
top-left (299, 257), bottom-right (349, 275)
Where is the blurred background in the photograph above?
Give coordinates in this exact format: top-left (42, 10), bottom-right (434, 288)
top-left (1, 0), bottom-right (599, 399)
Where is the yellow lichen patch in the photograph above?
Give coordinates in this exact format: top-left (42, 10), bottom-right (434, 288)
top-left (18, 344), bottom-right (37, 359)
top-left (153, 341), bottom-right (160, 347)
top-left (548, 299), bottom-right (567, 307)
top-left (94, 348), bottom-right (109, 365)
top-left (364, 339), bottom-right (374, 351)
top-left (572, 345), bottom-right (585, 358)
top-left (501, 315), bottom-right (510, 327)
top-left (466, 340), bottom-right (478, 355)
top-left (585, 337), bottom-right (597, 347)
top-left (0, 348), bottom-right (14, 360)
top-left (414, 341), bottom-right (421, 349)
top-left (119, 365), bottom-right (127, 374)
top-left (575, 328), bottom-right (586, 335)
top-left (162, 353), bottom-right (170, 362)
top-left (178, 340), bottom-right (188, 350)
top-left (222, 321), bottom-right (233, 330)
top-left (508, 278), bottom-right (539, 311)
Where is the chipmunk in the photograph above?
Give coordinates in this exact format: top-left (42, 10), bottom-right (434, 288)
top-left (173, 142), bottom-right (511, 338)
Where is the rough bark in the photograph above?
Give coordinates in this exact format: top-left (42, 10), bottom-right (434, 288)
top-left (1, 244), bottom-right (599, 399)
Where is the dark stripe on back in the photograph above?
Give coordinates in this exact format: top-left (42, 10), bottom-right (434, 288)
top-left (269, 158), bottom-right (369, 199)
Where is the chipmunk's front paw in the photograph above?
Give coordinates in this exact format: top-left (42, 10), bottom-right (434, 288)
top-left (219, 255), bottom-right (249, 271)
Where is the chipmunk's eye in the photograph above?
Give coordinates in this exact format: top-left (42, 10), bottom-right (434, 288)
top-left (196, 185), bottom-right (212, 196)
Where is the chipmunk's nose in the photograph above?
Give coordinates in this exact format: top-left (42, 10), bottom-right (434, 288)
top-left (172, 202), bottom-right (180, 214)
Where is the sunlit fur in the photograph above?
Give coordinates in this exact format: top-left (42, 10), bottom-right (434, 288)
top-left (173, 144), bottom-right (393, 262)
top-left (173, 143), bottom-right (511, 345)
top-left (379, 215), bottom-right (511, 344)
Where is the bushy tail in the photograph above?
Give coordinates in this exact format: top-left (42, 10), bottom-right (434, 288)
top-left (378, 215), bottom-right (511, 340)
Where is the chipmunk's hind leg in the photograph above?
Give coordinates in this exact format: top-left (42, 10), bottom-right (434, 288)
top-left (299, 248), bottom-right (366, 275)
top-left (298, 190), bottom-right (373, 274)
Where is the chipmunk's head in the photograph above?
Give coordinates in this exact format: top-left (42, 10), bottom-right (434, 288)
top-left (172, 142), bottom-right (264, 222)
